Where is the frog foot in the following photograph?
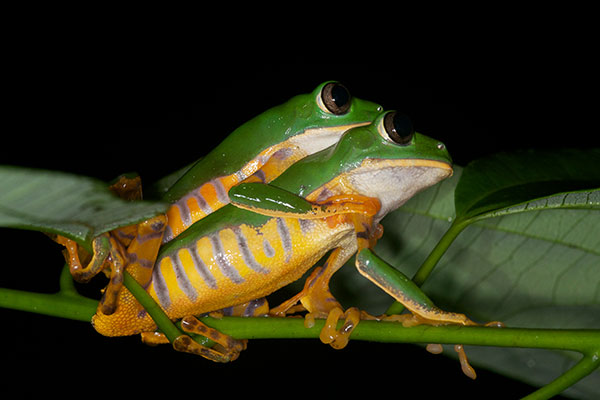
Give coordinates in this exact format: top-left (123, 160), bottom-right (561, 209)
top-left (425, 343), bottom-right (478, 380)
top-left (384, 313), bottom-right (504, 379)
top-left (301, 306), bottom-right (360, 350)
top-left (141, 315), bottom-right (247, 362)
top-left (176, 315), bottom-right (247, 362)
top-left (55, 233), bottom-right (126, 315)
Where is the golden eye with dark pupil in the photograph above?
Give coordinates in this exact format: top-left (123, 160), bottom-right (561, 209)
top-left (384, 111), bottom-right (414, 145)
top-left (321, 82), bottom-right (351, 115)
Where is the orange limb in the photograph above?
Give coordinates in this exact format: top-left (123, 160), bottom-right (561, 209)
top-left (142, 316), bottom-right (247, 363)
top-left (313, 194), bottom-right (381, 219)
top-left (55, 174), bottom-right (169, 315)
top-left (243, 146), bottom-right (306, 184)
top-left (123, 214), bottom-right (167, 288)
top-left (319, 307), bottom-right (361, 350)
top-left (270, 246), bottom-right (361, 350)
top-left (175, 316), bottom-right (247, 362)
top-left (108, 174), bottom-right (143, 201)
top-left (455, 344), bottom-right (477, 380)
top-left (54, 234), bottom-right (109, 283)
top-left (424, 343), bottom-right (477, 379)
top-left (98, 236), bottom-right (127, 315)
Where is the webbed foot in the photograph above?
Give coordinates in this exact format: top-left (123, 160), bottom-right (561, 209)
top-left (176, 315), bottom-right (247, 362)
top-left (315, 306), bottom-right (361, 350)
top-left (142, 316), bottom-right (247, 362)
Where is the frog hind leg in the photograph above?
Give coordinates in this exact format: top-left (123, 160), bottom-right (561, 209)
top-left (140, 300), bottom-right (263, 362)
top-left (55, 233), bottom-right (111, 283)
top-left (140, 323), bottom-right (246, 363)
top-left (55, 232), bottom-right (128, 315)
top-left (123, 215), bottom-right (167, 286)
top-left (174, 316), bottom-right (247, 362)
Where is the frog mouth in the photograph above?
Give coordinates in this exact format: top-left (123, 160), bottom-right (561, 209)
top-left (345, 158), bottom-right (453, 220)
top-left (287, 121), bottom-right (373, 156)
top-left (304, 157), bottom-right (453, 221)
top-left (360, 158), bottom-right (453, 176)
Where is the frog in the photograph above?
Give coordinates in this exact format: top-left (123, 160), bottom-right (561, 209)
top-left (55, 81), bottom-right (383, 315)
top-left (91, 110), bottom-right (487, 369)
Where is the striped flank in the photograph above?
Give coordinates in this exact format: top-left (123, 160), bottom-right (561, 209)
top-left (92, 209), bottom-right (354, 337)
top-left (147, 215), bottom-right (336, 319)
top-left (163, 176), bottom-right (240, 243)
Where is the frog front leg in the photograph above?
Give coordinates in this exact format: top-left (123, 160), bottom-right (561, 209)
top-left (355, 248), bottom-right (505, 378)
top-left (269, 246), bottom-right (361, 350)
top-left (229, 182), bottom-right (381, 348)
top-left (355, 248), bottom-right (478, 327)
top-left (229, 181), bottom-right (381, 220)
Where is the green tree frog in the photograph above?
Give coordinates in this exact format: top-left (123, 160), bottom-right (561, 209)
top-left (92, 111), bottom-right (490, 373)
top-left (55, 81), bottom-right (382, 315)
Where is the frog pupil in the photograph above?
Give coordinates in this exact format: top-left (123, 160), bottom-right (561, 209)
top-left (384, 112), bottom-right (414, 145)
top-left (331, 84), bottom-right (349, 108)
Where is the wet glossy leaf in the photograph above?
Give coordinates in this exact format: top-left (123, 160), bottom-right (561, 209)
top-left (454, 149), bottom-right (600, 221)
top-left (372, 149), bottom-right (600, 399)
top-left (0, 166), bottom-right (167, 251)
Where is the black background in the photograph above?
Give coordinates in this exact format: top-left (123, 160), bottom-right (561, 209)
top-left (2, 61), bottom-right (597, 397)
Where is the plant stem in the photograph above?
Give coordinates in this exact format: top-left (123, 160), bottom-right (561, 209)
top-left (3, 268), bottom-right (598, 354)
top-left (521, 349), bottom-right (600, 400)
top-left (386, 218), bottom-right (470, 315)
top-left (198, 316), bottom-right (600, 352)
top-left (122, 270), bottom-right (184, 343)
top-left (2, 274), bottom-right (598, 399)
top-left (0, 286), bottom-right (97, 322)
top-left (412, 217), bottom-right (470, 286)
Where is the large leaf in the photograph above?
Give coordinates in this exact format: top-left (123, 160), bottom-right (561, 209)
top-left (454, 149), bottom-right (600, 221)
top-left (372, 149), bottom-right (600, 399)
top-left (0, 166), bottom-right (168, 251)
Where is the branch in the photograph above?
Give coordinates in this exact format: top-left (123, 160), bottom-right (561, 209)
top-left (2, 268), bottom-right (598, 399)
top-left (0, 266), bottom-right (97, 322)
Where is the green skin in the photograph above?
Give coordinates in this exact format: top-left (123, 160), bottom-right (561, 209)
top-left (161, 81), bottom-right (382, 203)
top-left (161, 111), bottom-right (453, 320)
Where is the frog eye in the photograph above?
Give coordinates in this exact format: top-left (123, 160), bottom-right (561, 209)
top-left (383, 111), bottom-right (414, 145)
top-left (319, 82), bottom-right (351, 115)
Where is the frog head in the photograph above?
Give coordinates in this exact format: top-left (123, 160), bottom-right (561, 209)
top-left (337, 111), bottom-right (452, 220)
top-left (282, 110), bottom-right (453, 222)
top-left (217, 80), bottom-right (383, 162)
top-left (164, 81), bottom-right (382, 202)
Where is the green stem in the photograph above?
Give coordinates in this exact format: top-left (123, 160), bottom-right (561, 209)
top-left (3, 269), bottom-right (597, 355)
top-left (122, 270), bottom-right (184, 343)
top-left (386, 218), bottom-right (470, 315)
top-left (200, 316), bottom-right (600, 352)
top-left (0, 286), bottom-right (97, 322)
top-left (522, 349), bottom-right (600, 400)
top-left (412, 217), bottom-right (470, 286)
top-left (2, 276), bottom-right (598, 398)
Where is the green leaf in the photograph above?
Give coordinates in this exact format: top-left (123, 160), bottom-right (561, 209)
top-left (0, 166), bottom-right (168, 251)
top-left (454, 149), bottom-right (600, 221)
top-left (372, 149), bottom-right (600, 399)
